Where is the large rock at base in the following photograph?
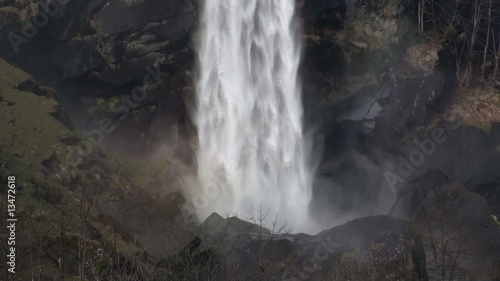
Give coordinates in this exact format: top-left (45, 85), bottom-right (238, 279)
top-left (389, 170), bottom-right (500, 279)
top-left (173, 214), bottom-right (428, 280)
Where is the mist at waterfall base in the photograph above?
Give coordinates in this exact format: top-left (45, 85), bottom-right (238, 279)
top-left (186, 1), bottom-right (325, 234)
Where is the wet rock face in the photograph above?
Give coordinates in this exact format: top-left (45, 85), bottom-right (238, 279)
top-left (94, 0), bottom-right (194, 36)
top-left (311, 71), bottom-right (447, 216)
top-left (314, 83), bottom-right (500, 225)
top-left (301, 0), bottom-right (500, 233)
top-left (0, 0), bottom-right (195, 87)
top-left (2, 0), bottom-right (196, 72)
top-left (0, 0), bottom-right (198, 159)
top-left (321, 74), bottom-right (444, 144)
top-left (90, 0), bottom-right (196, 83)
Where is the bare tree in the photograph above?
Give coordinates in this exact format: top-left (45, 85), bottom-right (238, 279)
top-left (417, 190), bottom-right (471, 281)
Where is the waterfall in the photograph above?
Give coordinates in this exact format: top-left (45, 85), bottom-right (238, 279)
top-left (191, 0), bottom-right (315, 233)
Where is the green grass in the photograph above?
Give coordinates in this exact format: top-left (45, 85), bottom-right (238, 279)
top-left (0, 58), bottom-right (166, 275)
top-left (0, 58), bottom-right (72, 216)
top-left (0, 59), bottom-right (71, 166)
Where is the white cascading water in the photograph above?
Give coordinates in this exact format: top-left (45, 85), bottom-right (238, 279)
top-left (192, 1), bottom-right (315, 233)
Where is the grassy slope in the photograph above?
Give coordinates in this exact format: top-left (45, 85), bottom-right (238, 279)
top-left (0, 58), bottom-right (70, 219)
top-left (0, 59), bottom-right (178, 279)
top-left (0, 58), bottom-right (69, 172)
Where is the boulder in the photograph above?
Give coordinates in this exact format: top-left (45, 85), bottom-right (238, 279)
top-left (322, 73), bottom-right (444, 146)
top-left (174, 214), bottom-right (427, 280)
top-left (389, 170), bottom-right (500, 279)
top-left (15, 78), bottom-right (58, 99)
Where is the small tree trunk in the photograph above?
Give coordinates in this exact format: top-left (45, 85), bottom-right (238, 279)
top-left (482, 0), bottom-right (493, 78)
top-left (494, 32), bottom-right (500, 78)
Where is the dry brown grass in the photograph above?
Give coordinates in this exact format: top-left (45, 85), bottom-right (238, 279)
top-left (0, 6), bottom-right (26, 24)
top-left (404, 43), bottom-right (441, 75)
top-left (0, 1), bottom-right (43, 25)
top-left (379, 0), bottom-right (400, 18)
top-left (449, 85), bottom-right (500, 132)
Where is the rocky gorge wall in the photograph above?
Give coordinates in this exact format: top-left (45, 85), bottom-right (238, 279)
top-left (1, 0), bottom-right (499, 279)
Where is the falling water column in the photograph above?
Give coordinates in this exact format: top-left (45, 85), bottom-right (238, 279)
top-left (192, 0), bottom-right (315, 233)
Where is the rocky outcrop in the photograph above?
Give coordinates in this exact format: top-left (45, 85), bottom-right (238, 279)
top-left (0, 0), bottom-right (197, 161)
top-left (15, 77), bottom-right (57, 99)
top-left (1, 0), bottom-right (196, 80)
top-left (304, 0), bottom-right (500, 226)
top-left (312, 76), bottom-right (499, 241)
top-left (389, 170), bottom-right (500, 279)
top-left (162, 213), bottom-right (427, 281)
top-left (1, 0), bottom-right (499, 278)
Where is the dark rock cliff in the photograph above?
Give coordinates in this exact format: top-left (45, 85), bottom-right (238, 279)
top-left (0, 0), bottom-right (499, 279)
